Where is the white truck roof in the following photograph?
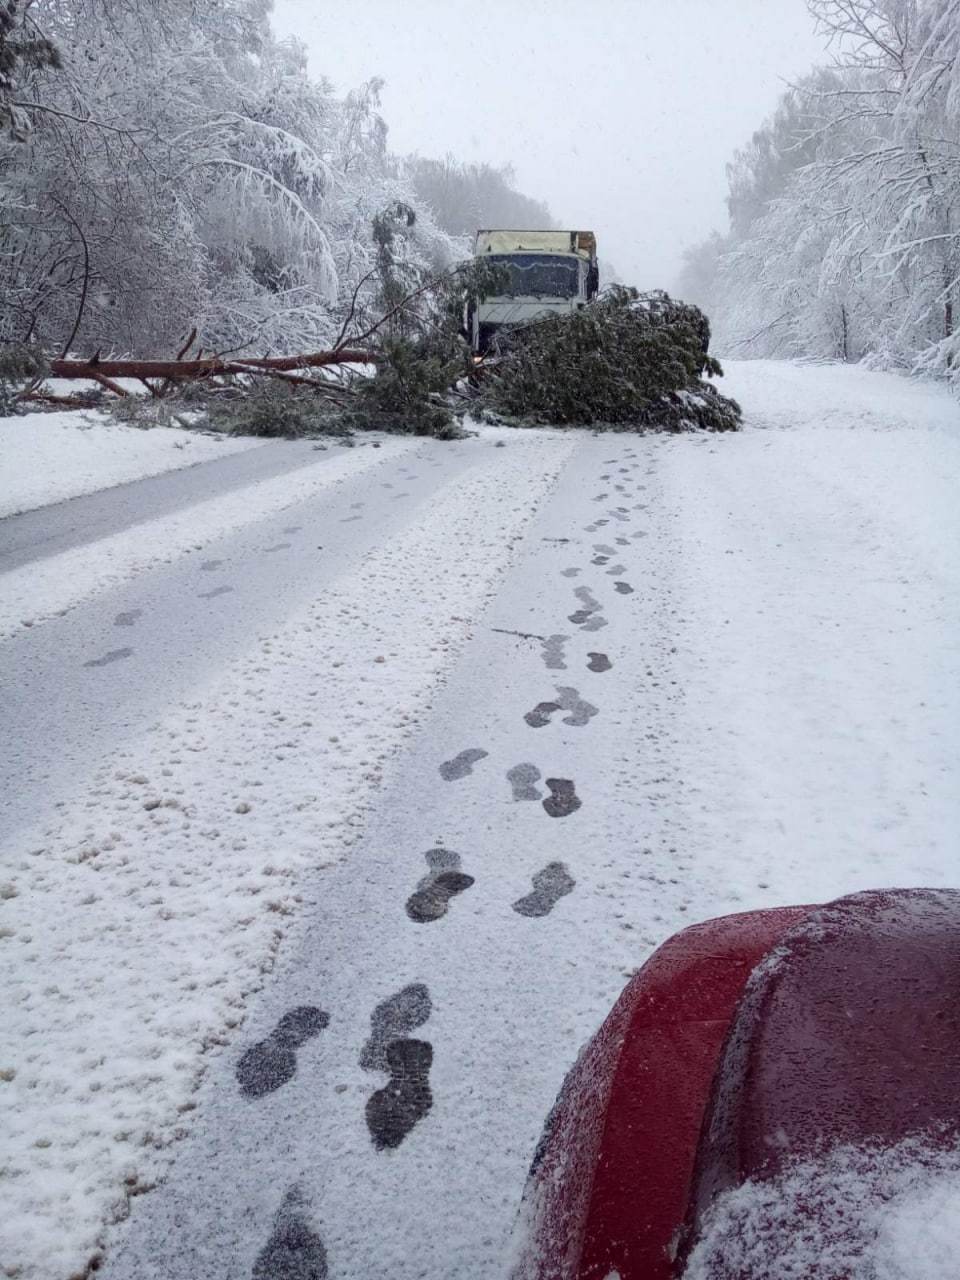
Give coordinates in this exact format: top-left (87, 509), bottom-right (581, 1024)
top-left (474, 229), bottom-right (597, 260)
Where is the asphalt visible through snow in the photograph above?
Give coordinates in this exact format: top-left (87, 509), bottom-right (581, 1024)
top-left (0, 438), bottom-right (338, 571)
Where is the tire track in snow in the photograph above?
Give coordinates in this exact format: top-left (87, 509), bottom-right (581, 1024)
top-left (0, 439), bottom-right (419, 640)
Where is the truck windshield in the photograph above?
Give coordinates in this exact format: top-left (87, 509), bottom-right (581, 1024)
top-left (484, 253), bottom-right (580, 300)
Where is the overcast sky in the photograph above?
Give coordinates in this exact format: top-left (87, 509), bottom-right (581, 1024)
top-left (271, 0), bottom-right (831, 287)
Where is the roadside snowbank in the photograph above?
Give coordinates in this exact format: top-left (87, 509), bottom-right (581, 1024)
top-left (0, 433), bottom-right (575, 1280)
top-left (0, 437), bottom-right (417, 638)
top-left (0, 410), bottom-right (260, 518)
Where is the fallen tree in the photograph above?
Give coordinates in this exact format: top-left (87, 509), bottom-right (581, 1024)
top-left (9, 279), bottom-right (739, 440)
top-left (476, 287), bottom-right (742, 432)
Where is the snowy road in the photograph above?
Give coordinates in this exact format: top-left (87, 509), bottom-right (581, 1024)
top-left (3, 362), bottom-right (959, 1279)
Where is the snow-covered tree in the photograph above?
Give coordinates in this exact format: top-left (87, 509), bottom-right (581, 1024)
top-left (0, 0), bottom-right (61, 140)
top-left (0, 0), bottom-right (463, 358)
top-left (684, 0), bottom-right (960, 385)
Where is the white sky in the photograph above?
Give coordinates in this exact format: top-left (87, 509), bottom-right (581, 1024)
top-left (270, 0), bottom-right (831, 287)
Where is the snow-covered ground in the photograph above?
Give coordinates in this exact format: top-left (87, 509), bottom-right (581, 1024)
top-left (0, 409), bottom-right (260, 518)
top-left (719, 355), bottom-right (960, 434)
top-left (1, 360), bottom-right (958, 1279)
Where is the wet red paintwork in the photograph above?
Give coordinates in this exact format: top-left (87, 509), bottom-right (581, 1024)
top-left (679, 887), bottom-right (960, 1271)
top-left (516, 888), bottom-right (960, 1280)
top-left (513, 905), bottom-right (809, 1279)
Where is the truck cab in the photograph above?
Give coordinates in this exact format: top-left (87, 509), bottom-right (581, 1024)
top-left (468, 229), bottom-right (599, 354)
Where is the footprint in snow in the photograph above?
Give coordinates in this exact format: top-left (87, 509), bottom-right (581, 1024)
top-left (366, 1040), bottom-right (433, 1151)
top-left (605, 564), bottom-right (626, 576)
top-left (543, 778), bottom-right (582, 819)
top-left (264, 543), bottom-right (292, 553)
top-left (438, 748), bottom-right (488, 781)
top-left (340, 515), bottom-right (362, 523)
top-left (524, 686), bottom-right (597, 729)
top-left (199, 585), bottom-right (234, 600)
top-left (569, 587), bottom-right (608, 632)
top-left (592, 555), bottom-right (610, 565)
top-left (560, 567), bottom-right (580, 579)
top-left (406, 848), bottom-right (474, 923)
top-left (507, 763), bottom-right (543, 801)
top-left (252, 1185), bottom-right (327, 1280)
top-left (236, 1006), bottom-right (329, 1099)
top-left (200, 559), bottom-right (223, 571)
top-left (361, 984), bottom-right (434, 1150)
top-left (615, 581), bottom-right (634, 595)
top-left (114, 609), bottom-right (142, 628)
top-left (587, 652), bottom-right (613, 673)
top-left (83, 647), bottom-right (133, 668)
top-left (593, 543), bottom-right (616, 555)
top-left (582, 614), bottom-right (608, 632)
top-left (406, 873), bottom-right (472, 923)
top-left (282, 525), bottom-right (302, 534)
top-left (570, 585), bottom-right (600, 615)
top-left (360, 983), bottom-right (432, 1072)
top-left (540, 634), bottom-right (570, 670)
top-left (512, 863), bottom-right (576, 917)
top-left (523, 700), bottom-right (560, 728)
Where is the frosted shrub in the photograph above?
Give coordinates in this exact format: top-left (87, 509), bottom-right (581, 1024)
top-left (191, 379), bottom-right (352, 439)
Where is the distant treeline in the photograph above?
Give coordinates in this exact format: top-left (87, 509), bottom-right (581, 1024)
top-left (405, 155), bottom-right (556, 239)
top-left (678, 0), bottom-right (960, 385)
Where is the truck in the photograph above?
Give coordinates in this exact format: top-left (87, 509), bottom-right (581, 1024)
top-left (467, 229), bottom-right (599, 354)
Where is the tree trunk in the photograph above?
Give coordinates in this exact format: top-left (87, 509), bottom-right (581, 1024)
top-left (48, 348), bottom-right (378, 382)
